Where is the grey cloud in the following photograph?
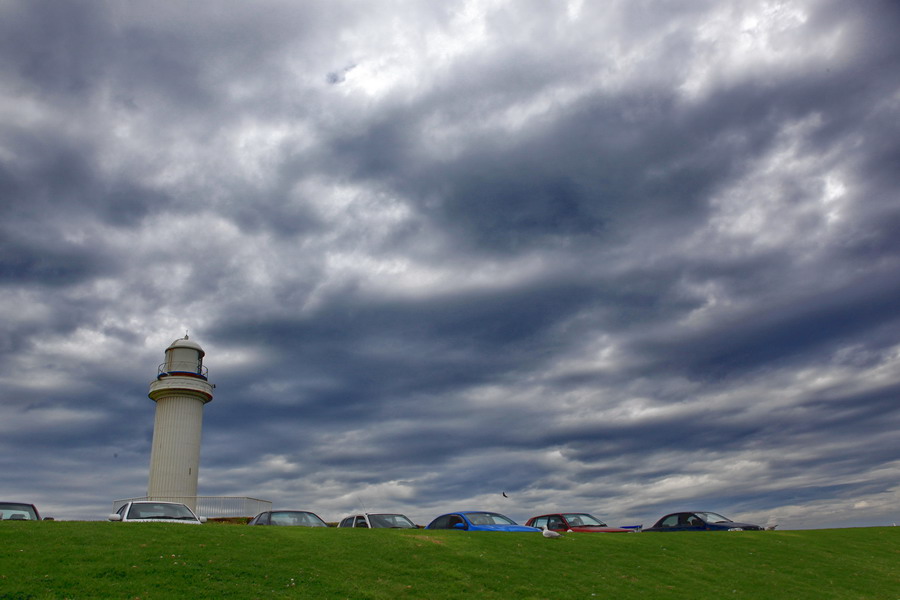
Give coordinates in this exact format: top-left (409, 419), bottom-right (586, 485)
top-left (2, 0), bottom-right (899, 528)
top-left (632, 274), bottom-right (900, 379)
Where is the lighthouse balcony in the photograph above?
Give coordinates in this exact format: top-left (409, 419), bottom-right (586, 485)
top-left (157, 361), bottom-right (209, 380)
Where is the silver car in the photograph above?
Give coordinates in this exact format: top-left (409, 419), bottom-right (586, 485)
top-left (109, 501), bottom-right (206, 524)
top-left (338, 513), bottom-right (417, 528)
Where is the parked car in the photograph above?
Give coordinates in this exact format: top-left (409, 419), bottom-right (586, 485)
top-left (643, 511), bottom-right (763, 532)
top-left (0, 502), bottom-right (42, 521)
top-left (525, 512), bottom-right (634, 533)
top-left (248, 510), bottom-right (328, 527)
top-left (426, 511), bottom-right (540, 532)
top-left (109, 501), bottom-right (206, 524)
top-left (338, 513), bottom-right (418, 528)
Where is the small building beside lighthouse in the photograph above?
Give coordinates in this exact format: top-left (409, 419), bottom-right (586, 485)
top-left (146, 335), bottom-right (214, 511)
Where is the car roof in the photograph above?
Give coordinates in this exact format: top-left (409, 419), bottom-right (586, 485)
top-left (432, 511), bottom-right (474, 518)
top-left (667, 511), bottom-right (721, 515)
top-left (660, 511), bottom-right (730, 519)
top-left (434, 510), bottom-right (502, 517)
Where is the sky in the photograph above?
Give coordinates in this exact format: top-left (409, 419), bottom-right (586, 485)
top-left (1, 0), bottom-right (899, 529)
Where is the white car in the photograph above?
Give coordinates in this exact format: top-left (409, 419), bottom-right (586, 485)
top-left (338, 513), bottom-right (417, 528)
top-left (109, 501), bottom-right (207, 524)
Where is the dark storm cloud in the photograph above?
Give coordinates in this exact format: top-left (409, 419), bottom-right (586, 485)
top-left (0, 235), bottom-right (107, 286)
top-left (0, 136), bottom-right (170, 230)
top-left (0, 1), bottom-right (111, 98)
top-left (633, 273), bottom-right (900, 378)
top-left (1, 0), bottom-right (898, 527)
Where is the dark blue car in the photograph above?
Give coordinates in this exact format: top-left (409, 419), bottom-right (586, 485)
top-left (426, 511), bottom-right (540, 532)
top-left (644, 511), bottom-right (763, 532)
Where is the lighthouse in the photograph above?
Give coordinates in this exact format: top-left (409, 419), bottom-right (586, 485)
top-left (147, 336), bottom-right (214, 511)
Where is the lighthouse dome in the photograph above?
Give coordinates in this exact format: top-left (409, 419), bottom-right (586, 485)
top-left (167, 335), bottom-right (205, 357)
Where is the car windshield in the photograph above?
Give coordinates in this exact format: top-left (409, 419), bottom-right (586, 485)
top-left (368, 514), bottom-right (416, 528)
top-left (562, 513), bottom-right (607, 526)
top-left (465, 512), bottom-right (516, 526)
top-left (695, 512), bottom-right (731, 523)
top-left (0, 503), bottom-right (38, 520)
top-left (127, 503), bottom-right (197, 520)
top-left (270, 511), bottom-right (327, 527)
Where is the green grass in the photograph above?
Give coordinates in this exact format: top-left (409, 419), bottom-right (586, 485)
top-left (1, 523), bottom-right (897, 599)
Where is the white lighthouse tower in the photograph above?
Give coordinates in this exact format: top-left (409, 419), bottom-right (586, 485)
top-left (147, 335), bottom-right (214, 511)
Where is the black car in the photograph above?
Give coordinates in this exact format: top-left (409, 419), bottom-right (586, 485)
top-left (248, 510), bottom-right (328, 527)
top-left (0, 502), bottom-right (43, 521)
top-left (644, 511), bottom-right (763, 532)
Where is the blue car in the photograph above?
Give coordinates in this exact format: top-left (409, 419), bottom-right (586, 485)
top-left (426, 511), bottom-right (540, 532)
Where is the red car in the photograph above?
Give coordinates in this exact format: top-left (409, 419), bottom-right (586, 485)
top-left (525, 513), bottom-right (633, 533)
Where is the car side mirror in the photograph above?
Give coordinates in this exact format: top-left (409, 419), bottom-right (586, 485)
top-left (108, 514), bottom-right (122, 521)
top-left (453, 522), bottom-right (466, 529)
top-left (198, 516), bottom-right (208, 523)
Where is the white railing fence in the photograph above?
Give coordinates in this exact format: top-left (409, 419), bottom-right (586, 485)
top-left (113, 496), bottom-right (272, 518)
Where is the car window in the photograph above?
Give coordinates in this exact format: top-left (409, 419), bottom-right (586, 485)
top-left (339, 517), bottom-right (352, 527)
top-left (429, 515), bottom-right (452, 529)
top-left (127, 504), bottom-right (151, 519)
top-left (304, 513), bottom-right (327, 527)
top-left (562, 513), bottom-right (604, 526)
top-left (283, 512), bottom-right (326, 527)
top-left (369, 514), bottom-right (416, 528)
top-left (660, 515), bottom-right (680, 527)
top-left (0, 503), bottom-right (38, 520)
top-left (547, 516), bottom-right (565, 530)
top-left (127, 503), bottom-right (195, 520)
top-left (468, 512), bottom-right (515, 525)
top-left (271, 512), bottom-right (301, 526)
top-left (354, 516), bottom-right (369, 528)
top-left (531, 516), bottom-right (549, 529)
top-left (448, 515), bottom-right (466, 528)
top-left (696, 512), bottom-right (729, 523)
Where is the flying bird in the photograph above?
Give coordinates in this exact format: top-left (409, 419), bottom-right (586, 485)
top-left (502, 492), bottom-right (508, 498)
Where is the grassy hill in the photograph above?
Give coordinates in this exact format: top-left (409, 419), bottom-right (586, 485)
top-left (1, 522), bottom-right (897, 599)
